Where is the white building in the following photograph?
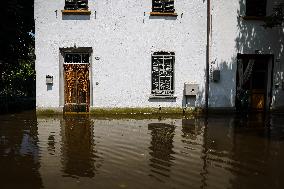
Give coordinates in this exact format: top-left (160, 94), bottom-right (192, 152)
top-left (35, 0), bottom-right (284, 113)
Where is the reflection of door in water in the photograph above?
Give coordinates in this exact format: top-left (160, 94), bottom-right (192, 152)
top-left (61, 116), bottom-right (96, 177)
top-left (64, 64), bottom-right (90, 112)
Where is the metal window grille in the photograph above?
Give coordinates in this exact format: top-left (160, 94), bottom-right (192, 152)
top-left (152, 0), bottom-right (175, 13)
top-left (64, 0), bottom-right (88, 10)
top-left (151, 52), bottom-right (175, 96)
top-left (246, 0), bottom-right (267, 17)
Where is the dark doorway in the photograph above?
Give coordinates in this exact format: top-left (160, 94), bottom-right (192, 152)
top-left (236, 54), bottom-right (273, 112)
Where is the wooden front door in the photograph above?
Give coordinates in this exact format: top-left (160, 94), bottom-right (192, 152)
top-left (64, 64), bottom-right (90, 113)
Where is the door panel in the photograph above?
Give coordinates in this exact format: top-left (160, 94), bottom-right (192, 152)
top-left (64, 64), bottom-right (90, 112)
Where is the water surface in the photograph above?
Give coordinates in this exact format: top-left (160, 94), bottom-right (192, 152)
top-left (1, 112), bottom-right (284, 189)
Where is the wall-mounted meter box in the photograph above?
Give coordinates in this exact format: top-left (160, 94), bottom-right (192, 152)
top-left (184, 83), bottom-right (198, 96)
top-left (212, 70), bottom-right (220, 82)
top-left (46, 75), bottom-right (53, 85)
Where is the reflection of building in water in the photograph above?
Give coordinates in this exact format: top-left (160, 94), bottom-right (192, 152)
top-left (180, 118), bottom-right (206, 188)
top-left (180, 118), bottom-right (236, 189)
top-left (202, 117), bottom-right (236, 189)
top-left (37, 117), bottom-right (102, 188)
top-left (0, 113), bottom-right (42, 189)
top-left (148, 123), bottom-right (175, 181)
top-left (229, 116), bottom-right (284, 189)
top-left (61, 116), bottom-right (96, 178)
top-left (181, 119), bottom-right (203, 140)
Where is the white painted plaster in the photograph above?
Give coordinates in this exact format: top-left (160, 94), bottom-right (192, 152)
top-left (35, 0), bottom-right (207, 109)
top-left (35, 0), bottom-right (284, 110)
top-left (210, 0), bottom-right (284, 109)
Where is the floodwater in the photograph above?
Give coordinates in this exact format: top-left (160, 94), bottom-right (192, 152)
top-left (1, 112), bottom-right (284, 189)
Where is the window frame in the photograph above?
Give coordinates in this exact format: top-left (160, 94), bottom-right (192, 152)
top-left (150, 52), bottom-right (175, 98)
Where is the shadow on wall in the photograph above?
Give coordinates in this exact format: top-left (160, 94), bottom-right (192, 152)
top-left (236, 0), bottom-right (284, 55)
top-left (209, 59), bottom-right (236, 108)
top-left (149, 16), bottom-right (178, 21)
top-left (148, 98), bottom-right (177, 103)
top-left (62, 15), bottom-right (91, 20)
top-left (236, 0), bottom-right (284, 108)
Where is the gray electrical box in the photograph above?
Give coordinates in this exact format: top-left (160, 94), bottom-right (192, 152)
top-left (184, 83), bottom-right (198, 96)
top-left (46, 75), bottom-right (53, 85)
top-left (212, 70), bottom-right (220, 82)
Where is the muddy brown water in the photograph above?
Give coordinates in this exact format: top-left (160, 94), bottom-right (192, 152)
top-left (1, 112), bottom-right (284, 189)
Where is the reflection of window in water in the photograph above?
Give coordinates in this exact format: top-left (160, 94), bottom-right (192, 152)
top-left (61, 116), bottom-right (99, 178)
top-left (148, 123), bottom-right (175, 181)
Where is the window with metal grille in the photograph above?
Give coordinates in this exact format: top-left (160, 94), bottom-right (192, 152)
top-left (246, 0), bottom-right (267, 17)
top-left (64, 0), bottom-right (88, 10)
top-left (151, 52), bottom-right (175, 97)
top-left (152, 0), bottom-right (175, 13)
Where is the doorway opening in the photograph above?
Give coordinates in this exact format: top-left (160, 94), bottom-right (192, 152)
top-left (236, 54), bottom-right (273, 112)
top-left (63, 53), bottom-right (90, 113)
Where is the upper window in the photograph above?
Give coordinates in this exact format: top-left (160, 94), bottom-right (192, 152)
top-left (246, 0), bottom-right (267, 17)
top-left (64, 0), bottom-right (88, 10)
top-left (151, 52), bottom-right (175, 97)
top-left (152, 0), bottom-right (175, 13)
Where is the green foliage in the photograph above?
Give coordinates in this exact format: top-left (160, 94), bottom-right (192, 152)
top-left (0, 48), bottom-right (35, 97)
top-left (0, 0), bottom-right (34, 62)
top-left (0, 0), bottom-right (35, 100)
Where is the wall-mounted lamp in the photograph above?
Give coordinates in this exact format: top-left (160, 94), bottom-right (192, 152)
top-left (46, 75), bottom-right (53, 85)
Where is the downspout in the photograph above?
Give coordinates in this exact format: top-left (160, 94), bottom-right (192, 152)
top-left (205, 0), bottom-right (211, 114)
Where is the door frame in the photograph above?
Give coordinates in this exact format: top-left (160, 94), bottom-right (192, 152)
top-left (236, 53), bottom-right (274, 111)
top-left (59, 47), bottom-right (93, 111)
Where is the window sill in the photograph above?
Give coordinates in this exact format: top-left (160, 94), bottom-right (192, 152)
top-left (61, 10), bottom-right (91, 15)
top-left (149, 95), bottom-right (177, 99)
top-left (242, 16), bottom-right (266, 21)
top-left (150, 12), bottom-right (178, 17)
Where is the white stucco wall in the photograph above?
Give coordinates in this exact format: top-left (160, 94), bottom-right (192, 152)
top-left (210, 0), bottom-right (284, 109)
top-left (35, 0), bottom-right (207, 109)
top-left (35, 0), bottom-right (284, 110)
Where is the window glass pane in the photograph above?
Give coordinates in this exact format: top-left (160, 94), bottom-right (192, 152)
top-left (82, 54), bottom-right (89, 63)
top-left (246, 0), bottom-right (266, 16)
top-left (65, 54), bottom-right (73, 63)
top-left (73, 54), bottom-right (81, 63)
top-left (65, 0), bottom-right (88, 10)
top-left (78, 0), bottom-right (88, 9)
top-left (152, 0), bottom-right (175, 13)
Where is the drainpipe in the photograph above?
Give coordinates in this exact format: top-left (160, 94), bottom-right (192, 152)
top-left (205, 0), bottom-right (211, 114)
